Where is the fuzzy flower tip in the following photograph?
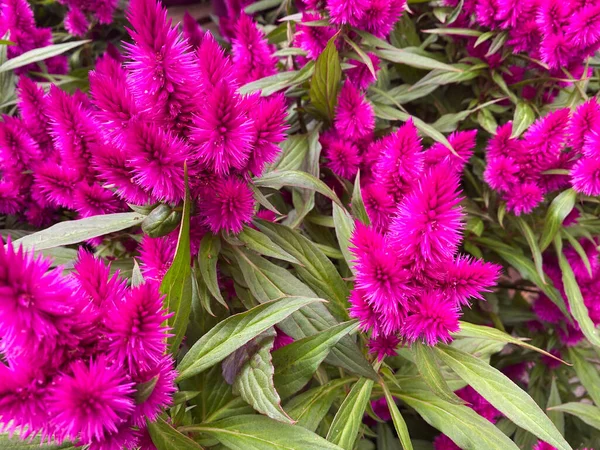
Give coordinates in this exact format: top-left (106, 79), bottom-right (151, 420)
top-left (64, 7), bottom-right (89, 37)
top-left (201, 176), bottom-right (256, 233)
top-left (571, 156), bottom-right (600, 196)
top-left (402, 291), bottom-right (460, 345)
top-left (334, 82), bottom-right (375, 141)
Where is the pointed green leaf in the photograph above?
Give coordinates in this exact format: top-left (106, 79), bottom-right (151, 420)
top-left (516, 217), bottom-right (545, 283)
top-left (184, 415), bottom-right (344, 449)
top-left (435, 345), bottom-right (571, 450)
top-left (254, 170), bottom-right (343, 207)
top-left (309, 36), bottom-right (341, 121)
top-left (177, 297), bottom-right (323, 381)
top-left (568, 347), bottom-right (600, 406)
top-left (332, 204), bottom-right (356, 272)
top-left (326, 378), bottom-right (374, 450)
top-left (548, 403), bottom-right (600, 431)
top-left (148, 417), bottom-right (202, 450)
top-left (273, 321), bottom-right (359, 399)
top-left (351, 171), bottom-right (370, 225)
top-left (0, 40), bottom-right (90, 73)
top-left (198, 234), bottom-right (228, 309)
top-left (413, 343), bottom-right (462, 404)
top-left (238, 226), bottom-right (300, 264)
top-left (540, 189), bottom-right (577, 251)
top-left (547, 378), bottom-right (564, 435)
top-left (381, 380), bottom-right (414, 450)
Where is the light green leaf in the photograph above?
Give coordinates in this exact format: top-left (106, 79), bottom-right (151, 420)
top-left (381, 380), bottom-right (414, 450)
top-left (309, 36), bottom-right (341, 121)
top-left (540, 189), bottom-right (577, 251)
top-left (132, 259), bottom-right (145, 287)
top-left (486, 31), bottom-right (507, 57)
top-left (373, 48), bottom-right (460, 72)
top-left (394, 388), bottom-right (519, 450)
top-left (422, 28), bottom-right (482, 37)
top-left (455, 322), bottom-right (568, 365)
top-left (12, 212), bottom-right (145, 251)
top-left (326, 378), bottom-right (374, 450)
top-left (255, 170), bottom-right (343, 207)
top-left (511, 102), bottom-right (535, 138)
top-left (272, 135), bottom-right (309, 172)
top-left (183, 415), bottom-right (344, 449)
top-left (414, 343), bottom-right (462, 404)
top-left (516, 217), bottom-right (545, 283)
top-left (284, 378), bottom-right (352, 431)
top-left (198, 234), bottom-right (228, 310)
top-left (332, 204), bottom-right (356, 272)
top-left (435, 345), bottom-right (571, 450)
top-left (238, 226), bottom-right (300, 264)
top-left (273, 321), bottom-right (359, 399)
top-left (0, 435), bottom-right (73, 449)
top-left (0, 40), bottom-right (90, 73)
top-left (351, 171), bottom-right (370, 225)
top-left (244, 0), bottom-right (282, 13)
top-left (148, 417), bottom-right (202, 450)
top-left (177, 297), bottom-right (323, 381)
top-left (160, 172), bottom-right (192, 355)
top-left (547, 378), bottom-right (564, 435)
top-left (568, 347), bottom-right (600, 406)
top-left (255, 220), bottom-right (350, 321)
top-left (233, 329), bottom-right (293, 423)
top-left (240, 62), bottom-right (315, 96)
top-left (548, 403), bottom-right (600, 431)
top-left (555, 236), bottom-right (600, 347)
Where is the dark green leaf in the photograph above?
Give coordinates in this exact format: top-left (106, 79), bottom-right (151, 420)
top-left (238, 226), bottom-right (300, 264)
top-left (548, 403), bottom-right (600, 431)
top-left (309, 36), bottom-right (341, 120)
top-left (568, 347), bottom-right (600, 406)
top-left (547, 378), bottom-right (564, 435)
top-left (273, 321), bottom-right (359, 399)
top-left (332, 204), bottom-right (356, 272)
top-left (272, 135), bottom-right (309, 172)
top-left (351, 172), bottom-right (371, 225)
top-left (540, 189), bottom-right (577, 251)
top-left (435, 345), bottom-right (571, 450)
top-left (326, 378), bottom-right (374, 449)
top-left (244, 0), bottom-right (282, 13)
top-left (177, 297), bottom-right (323, 380)
top-left (515, 217), bottom-right (545, 283)
top-left (198, 234), bottom-right (228, 310)
top-left (184, 415), bottom-right (344, 449)
top-left (414, 343), bottom-right (462, 404)
top-left (373, 48), bottom-right (460, 72)
top-left (12, 212), bottom-right (145, 251)
top-left (148, 417), bottom-right (202, 450)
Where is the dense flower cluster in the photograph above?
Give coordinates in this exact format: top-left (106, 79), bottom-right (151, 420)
top-left (0, 0), bottom-right (68, 75)
top-left (61, 0), bottom-right (118, 36)
top-left (446, 0), bottom-right (600, 72)
top-left (484, 100), bottom-right (600, 215)
top-left (0, 242), bottom-right (175, 449)
top-left (348, 121), bottom-right (500, 356)
top-left (89, 0), bottom-right (287, 234)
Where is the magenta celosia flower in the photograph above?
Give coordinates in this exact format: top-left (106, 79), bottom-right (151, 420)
top-left (232, 14), bottom-right (277, 84)
top-left (139, 236), bottom-right (175, 283)
top-left (456, 385), bottom-right (501, 422)
top-left (126, 121), bottom-right (189, 203)
top-left (362, 184), bottom-right (396, 232)
top-left (326, 0), bottom-right (369, 26)
top-left (437, 255), bottom-right (501, 305)
top-left (389, 163), bottom-right (464, 266)
top-left (571, 99), bottom-right (600, 154)
top-left (349, 289), bottom-right (380, 335)
top-left (16, 78), bottom-right (53, 153)
top-left (523, 108), bottom-right (570, 157)
top-left (130, 356), bottom-right (177, 426)
top-left (0, 240), bottom-right (78, 354)
top-left (106, 283), bottom-right (171, 375)
top-left (34, 163), bottom-right (80, 209)
top-left (505, 182), bottom-right (544, 215)
top-left (294, 12), bottom-right (337, 60)
top-left (433, 434), bottom-right (461, 450)
top-left (425, 130), bottom-right (477, 173)
top-left (273, 328), bottom-right (294, 351)
top-left (368, 334), bottom-right (401, 360)
top-left (533, 442), bottom-right (558, 450)
top-left (571, 156), bottom-right (600, 196)
top-left (48, 357), bottom-right (135, 444)
top-left (358, 0), bottom-right (406, 38)
top-left (191, 81), bottom-right (254, 175)
top-left (183, 12), bottom-right (204, 50)
top-left (201, 176), bottom-right (256, 233)
top-left (73, 182), bottom-right (123, 218)
top-left (196, 32), bottom-right (236, 90)
top-left (64, 7), bottom-right (89, 36)
top-left (322, 133), bottom-right (362, 179)
top-left (484, 155), bottom-right (520, 193)
top-left (334, 82), bottom-right (375, 141)
top-left (346, 54), bottom-right (380, 90)
top-left (402, 290), bottom-right (460, 345)
top-left (74, 250), bottom-right (127, 309)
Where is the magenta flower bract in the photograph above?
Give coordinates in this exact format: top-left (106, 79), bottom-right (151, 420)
top-left (201, 176), bottom-right (256, 233)
top-left (295, 12), bottom-right (337, 60)
top-left (334, 82), bottom-right (375, 141)
top-left (322, 133), bottom-right (362, 179)
top-left (232, 14), bottom-right (277, 84)
top-left (402, 290), bottom-right (460, 345)
top-left (64, 7), bottom-right (89, 36)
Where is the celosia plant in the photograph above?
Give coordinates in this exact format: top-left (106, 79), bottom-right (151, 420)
top-left (2, 0), bottom-right (600, 449)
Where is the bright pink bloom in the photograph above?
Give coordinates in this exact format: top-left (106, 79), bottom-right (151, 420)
top-left (571, 99), bottom-right (600, 154)
top-left (358, 0), bottom-right (406, 38)
top-left (533, 442), bottom-right (557, 450)
top-left (368, 334), bottom-right (401, 360)
top-left (347, 54), bottom-right (380, 90)
top-left (402, 290), bottom-right (460, 345)
top-left (571, 156), bottom-right (600, 196)
top-left (362, 184), bottom-right (396, 232)
top-left (64, 7), bottom-right (89, 36)
top-left (232, 14), bottom-right (277, 84)
top-left (425, 130), bottom-right (477, 173)
top-left (437, 256), bottom-right (501, 305)
top-left (73, 250), bottom-right (127, 309)
top-left (130, 356), bottom-right (177, 426)
top-left (326, 0), bottom-right (369, 26)
top-left (456, 385), bottom-right (501, 422)
top-left (295, 12), bottom-right (337, 60)
top-left (196, 32), bottom-right (236, 90)
top-left (73, 183), bottom-right (123, 218)
top-left (183, 12), bottom-right (204, 50)
top-left (139, 236), bottom-right (175, 283)
top-left (505, 182), bottom-right (544, 216)
top-left (201, 176), bottom-right (256, 233)
top-left (334, 82), bottom-right (375, 141)
top-left (322, 134), bottom-right (362, 179)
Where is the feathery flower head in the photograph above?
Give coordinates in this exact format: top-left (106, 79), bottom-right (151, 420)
top-left (346, 53), bottom-right (380, 89)
top-left (34, 163), bottom-right (81, 209)
top-left (425, 130), bottom-right (477, 173)
top-left (295, 12), bottom-right (337, 60)
top-left (358, 0), bottom-right (406, 38)
top-left (201, 176), bottom-right (256, 233)
top-left (334, 82), bottom-right (375, 141)
top-left (402, 290), bottom-right (460, 345)
top-left (505, 182), bottom-right (544, 216)
top-left (64, 7), bottom-right (89, 37)
top-left (16, 77), bottom-right (52, 153)
top-left (437, 255), bottom-right (501, 305)
top-left (522, 108), bottom-right (570, 157)
top-left (232, 14), bottom-right (277, 84)
top-left (73, 182), bottom-right (123, 218)
top-left (368, 334), bottom-right (401, 360)
top-left (571, 156), bottom-right (600, 196)
top-left (139, 236), bottom-right (175, 283)
top-left (570, 98), bottom-right (600, 153)
top-left (196, 32), bottom-right (236, 90)
top-left (326, 0), bottom-right (370, 26)
top-left (533, 441), bottom-right (558, 450)
top-left (322, 133), bottom-right (362, 179)
top-left (183, 12), bottom-right (204, 50)
top-left (74, 250), bottom-right (127, 310)
top-left (362, 184), bottom-right (396, 232)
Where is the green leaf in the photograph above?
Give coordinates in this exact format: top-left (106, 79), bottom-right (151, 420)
top-left (272, 135), bottom-right (309, 172)
top-left (244, 0), bottom-right (282, 13)
top-left (148, 417), bottom-right (202, 450)
top-left (198, 234), bottom-right (228, 310)
top-left (344, 36), bottom-right (377, 78)
top-left (238, 226), bottom-right (300, 264)
top-left (184, 415), bottom-right (344, 449)
top-left (381, 380), bottom-right (414, 450)
top-left (568, 347), bottom-right (600, 406)
top-left (12, 212), bottom-right (145, 251)
top-left (177, 296), bottom-right (323, 381)
top-left (0, 435), bottom-right (73, 449)
top-left (562, 231), bottom-right (593, 277)
top-left (326, 378), bottom-right (375, 450)
top-left (232, 329), bottom-right (293, 423)
top-left (309, 36), bottom-right (341, 121)
top-left (555, 236), bottom-right (600, 347)
top-left (486, 31), bottom-right (508, 57)
top-left (351, 171), bottom-right (370, 225)
top-left (373, 47), bottom-right (460, 72)
top-left (511, 102), bottom-right (536, 138)
top-left (332, 204), bottom-right (356, 272)
top-left (540, 189), bottom-right (577, 251)
top-left (255, 170), bottom-right (343, 207)
top-left (284, 378), bottom-right (352, 431)
top-left (548, 403), bottom-right (600, 431)
top-left (231, 248), bottom-right (376, 379)
top-left (435, 345), bottom-right (571, 450)
top-left (393, 388), bottom-right (519, 450)
top-left (454, 322), bottom-right (567, 364)
top-left (413, 343), bottom-right (462, 404)
top-left (422, 28), bottom-right (481, 37)
top-left (547, 378), bottom-right (564, 435)
top-left (273, 321), bottom-right (359, 399)
top-left (516, 217), bottom-right (545, 283)
top-left (240, 62), bottom-right (315, 96)
top-left (160, 171), bottom-right (192, 355)
top-left (255, 220), bottom-right (350, 321)
top-left (132, 259), bottom-right (145, 287)
top-left (0, 40), bottom-right (90, 73)
top-left (474, 30), bottom-right (495, 47)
